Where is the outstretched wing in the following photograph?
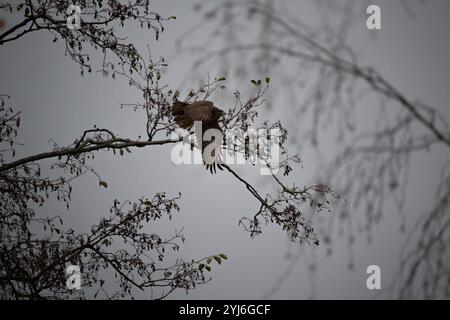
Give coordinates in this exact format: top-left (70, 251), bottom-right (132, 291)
top-left (201, 121), bottom-right (224, 174)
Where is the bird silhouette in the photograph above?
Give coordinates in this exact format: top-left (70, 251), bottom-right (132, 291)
top-left (171, 100), bottom-right (225, 173)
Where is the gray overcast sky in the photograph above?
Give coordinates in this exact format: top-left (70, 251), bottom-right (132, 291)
top-left (1, 0), bottom-right (449, 299)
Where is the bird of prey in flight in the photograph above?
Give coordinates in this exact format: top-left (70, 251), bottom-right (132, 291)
top-left (171, 100), bottom-right (225, 173)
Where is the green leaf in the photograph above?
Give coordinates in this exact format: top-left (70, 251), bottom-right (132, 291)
top-left (198, 264), bottom-right (205, 271)
top-left (213, 256), bottom-right (222, 265)
top-left (99, 180), bottom-right (108, 188)
top-left (207, 257), bottom-right (212, 264)
top-left (217, 77), bottom-right (226, 81)
top-left (219, 253), bottom-right (228, 260)
top-left (265, 77), bottom-right (271, 84)
top-left (205, 265), bottom-right (211, 272)
top-left (169, 16), bottom-right (177, 20)
top-left (251, 80), bottom-right (258, 86)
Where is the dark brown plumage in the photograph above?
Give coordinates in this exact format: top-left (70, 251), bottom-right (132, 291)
top-left (172, 100), bottom-right (225, 173)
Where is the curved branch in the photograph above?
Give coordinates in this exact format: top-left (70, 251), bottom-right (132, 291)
top-left (0, 136), bottom-right (180, 174)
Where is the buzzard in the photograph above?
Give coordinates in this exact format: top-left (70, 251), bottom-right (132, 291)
top-left (171, 100), bottom-right (225, 173)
